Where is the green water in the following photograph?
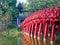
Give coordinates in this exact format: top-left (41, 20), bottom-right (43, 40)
top-left (0, 31), bottom-right (60, 45)
top-left (19, 33), bottom-right (60, 45)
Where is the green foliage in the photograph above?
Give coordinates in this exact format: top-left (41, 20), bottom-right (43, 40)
top-left (6, 0), bottom-right (16, 7)
top-left (25, 0), bottom-right (60, 13)
top-left (0, 28), bottom-right (19, 45)
top-left (0, 0), bottom-right (19, 30)
top-left (6, 28), bottom-right (19, 38)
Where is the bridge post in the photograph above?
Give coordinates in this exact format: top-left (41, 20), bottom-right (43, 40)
top-left (50, 22), bottom-right (55, 45)
top-left (38, 22), bottom-right (43, 40)
top-left (31, 24), bottom-right (34, 37)
top-left (28, 25), bottom-right (31, 35)
top-left (48, 28), bottom-right (50, 37)
top-left (43, 22), bottom-right (49, 42)
top-left (34, 23), bottom-right (38, 38)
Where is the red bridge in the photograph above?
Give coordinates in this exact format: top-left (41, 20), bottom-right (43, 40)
top-left (20, 5), bottom-right (60, 45)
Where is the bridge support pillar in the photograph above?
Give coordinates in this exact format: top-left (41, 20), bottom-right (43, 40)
top-left (38, 22), bottom-right (43, 40)
top-left (50, 22), bottom-right (55, 45)
top-left (29, 26), bottom-right (31, 35)
top-left (44, 22), bottom-right (49, 42)
top-left (34, 23), bottom-right (38, 38)
top-left (31, 24), bottom-right (34, 37)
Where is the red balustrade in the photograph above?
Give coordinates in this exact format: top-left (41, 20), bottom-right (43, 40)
top-left (20, 5), bottom-right (60, 45)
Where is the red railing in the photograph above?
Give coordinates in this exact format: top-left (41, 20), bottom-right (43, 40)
top-left (20, 5), bottom-right (60, 45)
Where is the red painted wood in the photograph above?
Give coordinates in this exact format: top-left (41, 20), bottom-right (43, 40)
top-left (20, 5), bottom-right (60, 45)
top-left (44, 22), bottom-right (49, 42)
top-left (38, 22), bottom-right (43, 38)
top-left (51, 22), bottom-right (55, 44)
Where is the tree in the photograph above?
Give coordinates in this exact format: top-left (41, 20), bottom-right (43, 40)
top-left (0, 0), bottom-right (19, 30)
top-left (25, 0), bottom-right (60, 14)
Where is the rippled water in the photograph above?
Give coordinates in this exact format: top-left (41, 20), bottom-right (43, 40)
top-left (19, 33), bottom-right (60, 45)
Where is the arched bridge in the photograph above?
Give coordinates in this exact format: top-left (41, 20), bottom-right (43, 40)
top-left (20, 6), bottom-right (60, 45)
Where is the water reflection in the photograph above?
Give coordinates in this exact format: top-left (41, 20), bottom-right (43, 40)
top-left (20, 34), bottom-right (60, 45)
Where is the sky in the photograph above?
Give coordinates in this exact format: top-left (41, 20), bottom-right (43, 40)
top-left (17, 0), bottom-right (27, 3)
top-left (16, 0), bottom-right (27, 7)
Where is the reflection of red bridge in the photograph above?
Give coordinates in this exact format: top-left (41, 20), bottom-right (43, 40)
top-left (20, 5), bottom-right (60, 45)
top-left (20, 34), bottom-right (43, 45)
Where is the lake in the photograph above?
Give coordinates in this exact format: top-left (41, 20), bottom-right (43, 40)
top-left (19, 32), bottom-right (60, 45)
